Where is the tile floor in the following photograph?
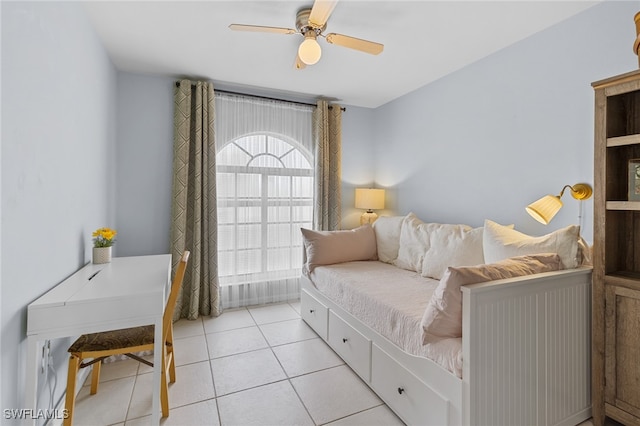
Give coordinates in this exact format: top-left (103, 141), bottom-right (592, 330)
top-left (72, 301), bottom-right (405, 426)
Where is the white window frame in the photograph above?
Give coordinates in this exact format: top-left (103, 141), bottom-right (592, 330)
top-left (217, 134), bottom-right (313, 286)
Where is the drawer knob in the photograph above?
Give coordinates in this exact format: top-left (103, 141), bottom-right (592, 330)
top-left (342, 338), bottom-right (348, 343)
top-left (309, 309), bottom-right (315, 314)
top-left (397, 387), bottom-right (405, 395)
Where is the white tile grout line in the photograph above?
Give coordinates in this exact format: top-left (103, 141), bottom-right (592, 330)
top-left (203, 308), bottom-right (252, 426)
top-left (317, 403), bottom-right (390, 426)
top-left (253, 317), bottom-right (319, 424)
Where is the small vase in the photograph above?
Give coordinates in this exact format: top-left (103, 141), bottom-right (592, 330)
top-left (93, 246), bottom-right (112, 264)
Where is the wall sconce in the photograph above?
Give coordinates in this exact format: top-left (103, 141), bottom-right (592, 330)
top-left (355, 188), bottom-right (385, 225)
top-left (525, 183), bottom-right (593, 225)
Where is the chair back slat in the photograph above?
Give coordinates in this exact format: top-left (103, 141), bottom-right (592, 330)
top-left (162, 251), bottom-right (190, 341)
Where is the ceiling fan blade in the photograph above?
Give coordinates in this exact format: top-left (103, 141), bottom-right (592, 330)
top-left (325, 33), bottom-right (384, 55)
top-left (308, 0), bottom-right (339, 29)
top-left (229, 24), bottom-right (297, 35)
top-left (294, 54), bottom-right (307, 70)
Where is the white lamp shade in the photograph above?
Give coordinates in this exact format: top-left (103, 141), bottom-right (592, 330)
top-left (355, 188), bottom-right (385, 211)
top-left (298, 37), bottom-right (322, 65)
top-left (526, 195), bottom-right (563, 225)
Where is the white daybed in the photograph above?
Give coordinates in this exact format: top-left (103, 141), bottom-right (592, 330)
top-left (300, 216), bottom-right (592, 426)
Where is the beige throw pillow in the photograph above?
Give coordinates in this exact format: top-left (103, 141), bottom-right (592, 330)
top-left (482, 219), bottom-right (580, 269)
top-left (421, 253), bottom-right (562, 344)
top-left (301, 225), bottom-right (377, 273)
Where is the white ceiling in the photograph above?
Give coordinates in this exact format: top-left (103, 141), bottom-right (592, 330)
top-left (83, 1), bottom-right (600, 108)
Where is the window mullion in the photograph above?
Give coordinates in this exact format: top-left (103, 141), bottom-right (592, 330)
top-left (233, 172), bottom-right (239, 278)
top-left (261, 167), bottom-right (269, 275)
top-left (289, 175), bottom-right (294, 269)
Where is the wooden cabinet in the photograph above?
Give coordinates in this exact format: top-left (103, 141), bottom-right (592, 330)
top-left (605, 286), bottom-right (640, 422)
top-left (592, 69), bottom-right (640, 426)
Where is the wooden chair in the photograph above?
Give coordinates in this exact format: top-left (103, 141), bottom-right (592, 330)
top-left (63, 251), bottom-right (190, 425)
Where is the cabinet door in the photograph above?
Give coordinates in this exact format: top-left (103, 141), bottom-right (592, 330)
top-left (605, 285), bottom-right (640, 419)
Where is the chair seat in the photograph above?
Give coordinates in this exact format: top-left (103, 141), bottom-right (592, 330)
top-left (68, 325), bottom-right (155, 353)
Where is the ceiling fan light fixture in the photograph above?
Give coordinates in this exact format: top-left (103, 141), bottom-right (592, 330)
top-left (298, 32), bottom-right (322, 65)
top-left (229, 1), bottom-right (384, 68)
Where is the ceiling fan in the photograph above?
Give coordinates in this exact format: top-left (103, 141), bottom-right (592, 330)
top-left (229, 0), bottom-right (384, 69)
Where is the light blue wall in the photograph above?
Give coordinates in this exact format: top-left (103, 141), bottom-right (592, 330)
top-left (372, 1), bottom-right (639, 242)
top-left (340, 105), bottom-right (378, 230)
top-left (1, 1), bottom-right (117, 414)
top-left (115, 72), bottom-right (174, 256)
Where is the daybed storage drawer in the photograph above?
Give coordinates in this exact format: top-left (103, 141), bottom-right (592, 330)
top-left (301, 290), bottom-right (329, 340)
top-left (371, 344), bottom-right (449, 426)
top-left (328, 311), bottom-right (372, 382)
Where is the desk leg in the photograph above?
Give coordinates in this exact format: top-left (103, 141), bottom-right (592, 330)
top-left (24, 336), bottom-right (39, 426)
top-left (151, 317), bottom-right (163, 425)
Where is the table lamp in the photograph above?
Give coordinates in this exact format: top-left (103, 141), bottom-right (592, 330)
top-left (355, 188), bottom-right (385, 225)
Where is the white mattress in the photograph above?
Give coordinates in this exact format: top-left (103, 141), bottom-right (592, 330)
top-left (309, 260), bottom-right (463, 378)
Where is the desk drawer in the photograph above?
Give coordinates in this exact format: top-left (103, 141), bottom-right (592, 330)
top-left (371, 344), bottom-right (449, 425)
top-left (328, 311), bottom-right (371, 382)
top-left (301, 290), bottom-right (329, 340)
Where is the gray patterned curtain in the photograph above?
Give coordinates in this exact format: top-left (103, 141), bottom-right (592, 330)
top-left (170, 79), bottom-right (220, 319)
top-left (313, 100), bottom-right (342, 231)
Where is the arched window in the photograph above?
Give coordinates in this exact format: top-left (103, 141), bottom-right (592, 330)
top-left (217, 133), bottom-right (313, 285)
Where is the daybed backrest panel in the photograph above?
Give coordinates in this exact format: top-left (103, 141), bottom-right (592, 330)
top-left (461, 268), bottom-right (592, 426)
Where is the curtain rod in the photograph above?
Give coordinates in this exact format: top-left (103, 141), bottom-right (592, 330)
top-left (175, 81), bottom-right (346, 111)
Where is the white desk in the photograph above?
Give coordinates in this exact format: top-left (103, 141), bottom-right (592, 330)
top-left (26, 254), bottom-right (172, 425)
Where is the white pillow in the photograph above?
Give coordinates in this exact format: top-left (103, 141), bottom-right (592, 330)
top-left (394, 213), bottom-right (429, 272)
top-left (482, 219), bottom-right (580, 269)
top-left (372, 216), bottom-right (404, 264)
top-left (421, 225), bottom-right (482, 280)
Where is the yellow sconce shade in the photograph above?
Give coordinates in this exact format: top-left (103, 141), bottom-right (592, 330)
top-left (355, 188), bottom-right (385, 225)
top-left (526, 183), bottom-right (593, 225)
top-left (526, 195), bottom-right (563, 225)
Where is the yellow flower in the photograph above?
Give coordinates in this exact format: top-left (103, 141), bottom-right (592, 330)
top-left (92, 227), bottom-right (117, 248)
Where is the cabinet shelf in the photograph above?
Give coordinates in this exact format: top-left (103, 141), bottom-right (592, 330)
top-left (604, 272), bottom-right (640, 291)
top-left (606, 201), bottom-right (640, 210)
top-left (607, 134), bottom-right (640, 147)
